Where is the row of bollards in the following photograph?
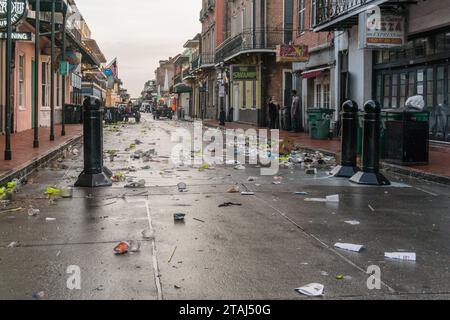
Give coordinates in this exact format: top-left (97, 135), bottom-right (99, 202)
top-left (331, 100), bottom-right (391, 186)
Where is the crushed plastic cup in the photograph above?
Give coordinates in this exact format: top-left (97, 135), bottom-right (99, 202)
top-left (334, 243), bottom-right (364, 253)
top-left (28, 206), bottom-right (40, 217)
top-left (295, 283), bottom-right (324, 297)
top-left (114, 242), bottom-right (130, 255)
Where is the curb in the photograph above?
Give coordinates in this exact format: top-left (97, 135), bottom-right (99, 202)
top-left (0, 133), bottom-right (84, 186)
top-left (202, 121), bottom-right (450, 186)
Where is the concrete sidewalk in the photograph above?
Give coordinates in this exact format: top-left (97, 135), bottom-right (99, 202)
top-left (203, 120), bottom-right (450, 185)
top-left (0, 125), bottom-right (83, 185)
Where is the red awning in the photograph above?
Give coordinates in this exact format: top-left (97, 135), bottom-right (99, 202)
top-left (301, 67), bottom-right (330, 79)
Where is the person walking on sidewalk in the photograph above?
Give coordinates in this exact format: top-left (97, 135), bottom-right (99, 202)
top-left (268, 97), bottom-right (280, 129)
top-left (290, 90), bottom-right (302, 133)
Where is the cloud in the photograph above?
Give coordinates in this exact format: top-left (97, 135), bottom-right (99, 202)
top-left (76, 0), bottom-right (202, 97)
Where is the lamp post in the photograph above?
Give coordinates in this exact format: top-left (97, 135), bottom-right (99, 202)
top-left (34, 0), bottom-right (40, 148)
top-left (61, 8), bottom-right (67, 136)
top-left (4, 0), bottom-right (13, 160)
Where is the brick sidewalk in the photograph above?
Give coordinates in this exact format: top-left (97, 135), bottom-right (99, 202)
top-left (203, 119), bottom-right (450, 182)
top-left (0, 124), bottom-right (83, 181)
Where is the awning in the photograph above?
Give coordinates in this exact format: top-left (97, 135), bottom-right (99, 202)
top-left (174, 83), bottom-right (192, 94)
top-left (301, 67), bottom-right (330, 79)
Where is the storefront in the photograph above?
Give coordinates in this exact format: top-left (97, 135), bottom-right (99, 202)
top-left (373, 28), bottom-right (450, 142)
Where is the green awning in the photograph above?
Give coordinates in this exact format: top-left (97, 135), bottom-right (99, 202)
top-left (174, 84), bottom-right (192, 93)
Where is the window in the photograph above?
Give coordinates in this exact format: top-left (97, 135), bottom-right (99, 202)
top-left (310, 0), bottom-right (316, 28)
top-left (57, 74), bottom-right (61, 107)
top-left (437, 66), bottom-right (445, 106)
top-left (19, 55), bottom-right (25, 108)
top-left (284, 0), bottom-right (293, 44)
top-left (383, 74), bottom-right (391, 108)
top-left (391, 74), bottom-right (398, 108)
top-left (298, 0), bottom-right (305, 33)
top-left (399, 73), bottom-right (407, 108)
top-left (42, 61), bottom-right (50, 107)
top-left (426, 68), bottom-right (434, 107)
top-left (314, 79), bottom-right (330, 109)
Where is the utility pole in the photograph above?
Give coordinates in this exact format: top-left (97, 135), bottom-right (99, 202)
top-left (5, 0), bottom-right (13, 160)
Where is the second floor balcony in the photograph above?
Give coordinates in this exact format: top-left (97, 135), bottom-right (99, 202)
top-left (215, 28), bottom-right (285, 63)
top-left (313, 0), bottom-right (391, 32)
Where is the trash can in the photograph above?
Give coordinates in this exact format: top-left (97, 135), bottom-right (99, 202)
top-left (307, 109), bottom-right (335, 140)
top-left (65, 104), bottom-right (83, 124)
top-left (384, 109), bottom-right (430, 165)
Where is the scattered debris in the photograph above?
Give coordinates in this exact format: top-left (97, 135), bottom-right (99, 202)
top-left (334, 243), bottom-right (364, 253)
top-left (32, 291), bottom-right (45, 300)
top-left (295, 283), bottom-right (324, 297)
top-left (273, 176), bottom-right (283, 185)
top-left (168, 246), bottom-right (177, 263)
top-left (218, 202), bottom-right (242, 208)
top-left (0, 207), bottom-right (24, 214)
top-left (241, 192), bottom-right (255, 196)
top-left (234, 164), bottom-right (246, 170)
top-left (294, 192), bottom-right (309, 196)
top-left (72, 148), bottom-right (79, 156)
top-left (305, 195), bottom-right (340, 203)
top-left (305, 167), bottom-right (318, 175)
top-left (247, 177), bottom-right (257, 182)
top-left (46, 218), bottom-right (57, 222)
top-left (124, 179), bottom-right (146, 189)
top-left (368, 204), bottom-right (375, 212)
top-left (28, 206), bottom-right (40, 217)
top-left (344, 220), bottom-right (360, 226)
top-left (385, 252), bottom-right (416, 262)
top-left (129, 241), bottom-right (141, 253)
top-left (112, 172), bottom-right (126, 182)
top-left (177, 182), bottom-right (187, 192)
top-left (142, 229), bottom-right (154, 240)
top-left (7, 241), bottom-right (20, 248)
top-left (193, 218), bottom-right (205, 223)
top-left (114, 242), bottom-right (130, 255)
top-left (227, 185), bottom-right (240, 193)
top-left (174, 213), bottom-right (186, 221)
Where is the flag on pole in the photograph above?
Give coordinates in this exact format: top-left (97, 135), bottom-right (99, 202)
top-left (104, 58), bottom-right (118, 79)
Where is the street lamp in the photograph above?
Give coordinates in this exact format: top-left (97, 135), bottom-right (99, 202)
top-left (4, 0), bottom-right (13, 160)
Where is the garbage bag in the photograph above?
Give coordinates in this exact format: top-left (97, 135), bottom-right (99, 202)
top-left (405, 95), bottom-right (425, 111)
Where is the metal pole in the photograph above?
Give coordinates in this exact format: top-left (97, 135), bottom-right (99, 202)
top-left (61, 9), bottom-right (66, 136)
top-left (33, 0), bottom-right (40, 148)
top-left (4, 0), bottom-right (13, 160)
top-left (50, 0), bottom-right (55, 141)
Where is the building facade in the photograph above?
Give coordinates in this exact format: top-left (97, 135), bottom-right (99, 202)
top-left (314, 0), bottom-right (450, 142)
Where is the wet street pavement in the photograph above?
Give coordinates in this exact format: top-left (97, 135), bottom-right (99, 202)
top-left (2, 114), bottom-right (450, 300)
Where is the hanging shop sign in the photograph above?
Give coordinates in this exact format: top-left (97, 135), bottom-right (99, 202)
top-left (0, 31), bottom-right (32, 41)
top-left (0, 0), bottom-right (28, 29)
top-left (276, 45), bottom-right (309, 63)
top-left (231, 65), bottom-right (258, 81)
top-left (359, 9), bottom-right (406, 49)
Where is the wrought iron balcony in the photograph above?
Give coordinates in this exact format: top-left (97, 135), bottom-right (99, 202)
top-left (215, 28), bottom-right (285, 63)
top-left (314, 0), bottom-right (390, 31)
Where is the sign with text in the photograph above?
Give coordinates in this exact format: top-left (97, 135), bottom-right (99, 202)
top-left (231, 65), bottom-right (258, 81)
top-left (360, 9), bottom-right (405, 49)
top-left (0, 0), bottom-right (28, 29)
top-left (276, 45), bottom-right (309, 62)
top-left (0, 31), bottom-right (32, 41)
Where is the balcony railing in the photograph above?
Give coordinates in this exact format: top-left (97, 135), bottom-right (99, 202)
top-left (314, 0), bottom-right (388, 30)
top-left (215, 29), bottom-right (286, 63)
top-left (200, 52), bottom-right (215, 66)
top-left (191, 53), bottom-right (200, 69)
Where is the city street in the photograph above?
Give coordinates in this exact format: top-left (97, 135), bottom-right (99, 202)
top-left (1, 115), bottom-right (450, 300)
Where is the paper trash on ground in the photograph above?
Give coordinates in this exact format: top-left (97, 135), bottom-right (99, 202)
top-left (305, 195), bottom-right (340, 203)
top-left (334, 243), bottom-right (364, 252)
top-left (385, 252), bottom-right (416, 261)
top-left (344, 220), bottom-right (361, 225)
top-left (295, 283), bottom-right (324, 297)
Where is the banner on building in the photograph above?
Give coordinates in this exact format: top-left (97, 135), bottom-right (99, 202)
top-left (231, 65), bottom-right (258, 81)
top-left (276, 45), bottom-right (309, 63)
top-left (359, 9), bottom-right (406, 49)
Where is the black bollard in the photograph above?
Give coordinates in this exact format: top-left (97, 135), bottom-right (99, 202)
top-left (350, 100), bottom-right (390, 186)
top-left (75, 96), bottom-right (112, 188)
top-left (330, 100), bottom-right (360, 178)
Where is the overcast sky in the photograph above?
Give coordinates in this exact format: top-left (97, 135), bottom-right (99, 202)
top-left (76, 0), bottom-right (202, 97)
